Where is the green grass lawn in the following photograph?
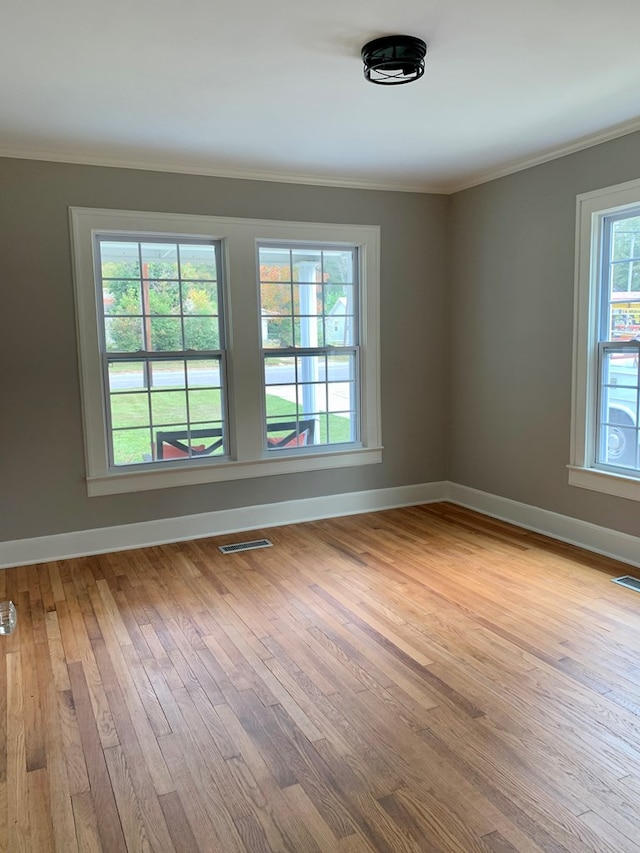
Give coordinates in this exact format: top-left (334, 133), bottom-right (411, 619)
top-left (110, 391), bottom-right (352, 465)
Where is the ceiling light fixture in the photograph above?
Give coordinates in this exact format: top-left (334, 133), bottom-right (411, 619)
top-left (361, 35), bottom-right (427, 85)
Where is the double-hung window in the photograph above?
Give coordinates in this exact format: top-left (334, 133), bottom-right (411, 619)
top-left (71, 208), bottom-right (381, 496)
top-left (98, 236), bottom-right (227, 466)
top-left (570, 178), bottom-right (640, 500)
top-left (259, 243), bottom-right (359, 450)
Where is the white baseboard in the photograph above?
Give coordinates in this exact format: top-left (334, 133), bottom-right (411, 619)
top-left (445, 482), bottom-right (640, 571)
top-left (2, 480), bottom-right (639, 572)
top-left (0, 482), bottom-right (446, 569)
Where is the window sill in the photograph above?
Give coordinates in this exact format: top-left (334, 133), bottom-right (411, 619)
top-left (567, 465), bottom-right (640, 502)
top-left (87, 446), bottom-right (384, 496)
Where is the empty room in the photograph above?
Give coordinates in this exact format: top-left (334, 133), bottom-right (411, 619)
top-left (2, 1), bottom-right (640, 850)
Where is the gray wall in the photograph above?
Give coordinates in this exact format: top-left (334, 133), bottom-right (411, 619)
top-left (0, 157), bottom-right (448, 542)
top-left (449, 130), bottom-right (640, 537)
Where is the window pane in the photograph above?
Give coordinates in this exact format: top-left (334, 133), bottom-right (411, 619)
top-left (141, 243), bottom-right (178, 278)
top-left (266, 390), bottom-right (296, 419)
top-left (298, 382), bottom-right (326, 413)
top-left (100, 241), bottom-right (140, 278)
top-left (183, 282), bottom-right (218, 315)
top-left (149, 317), bottom-right (183, 351)
top-left (151, 390), bottom-right (188, 425)
top-left (327, 382), bottom-right (355, 413)
top-left (179, 244), bottom-right (217, 280)
top-left (610, 298), bottom-right (640, 341)
top-left (325, 316), bottom-right (354, 347)
top-left (313, 414), bottom-right (329, 446)
top-left (148, 360), bottom-right (185, 390)
top-left (110, 392), bottom-right (150, 429)
top-left (155, 423), bottom-right (188, 460)
top-left (266, 416), bottom-right (316, 449)
top-left (188, 422), bottom-right (225, 456)
top-left (187, 359), bottom-right (221, 387)
top-left (323, 250), bottom-right (355, 284)
top-left (327, 353), bottom-right (355, 382)
top-left (259, 248), bottom-right (292, 282)
top-left (147, 282), bottom-right (180, 314)
top-left (188, 388), bottom-right (222, 422)
top-left (328, 412), bottom-right (355, 444)
top-left (292, 250), bottom-right (321, 281)
top-left (264, 317), bottom-right (293, 348)
top-left (600, 409), bottom-right (639, 468)
top-left (103, 281), bottom-right (141, 315)
top-left (603, 351), bottom-right (639, 387)
top-left (112, 428), bottom-right (152, 466)
top-left (612, 217), bottom-right (640, 261)
top-left (156, 423), bottom-right (224, 459)
top-left (325, 284), bottom-right (355, 345)
top-left (105, 317), bottom-right (144, 352)
top-left (183, 316), bottom-right (220, 350)
top-left (108, 361), bottom-right (146, 392)
top-left (261, 283), bottom-right (292, 317)
top-left (293, 317), bottom-right (324, 347)
top-left (292, 284), bottom-right (321, 316)
top-left (264, 356), bottom-right (295, 385)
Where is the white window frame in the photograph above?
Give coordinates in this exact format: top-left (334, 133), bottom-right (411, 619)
top-left (570, 177), bottom-right (640, 501)
top-left (70, 208), bottom-right (382, 496)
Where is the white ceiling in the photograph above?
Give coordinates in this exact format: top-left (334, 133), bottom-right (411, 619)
top-left (3, 0), bottom-right (640, 192)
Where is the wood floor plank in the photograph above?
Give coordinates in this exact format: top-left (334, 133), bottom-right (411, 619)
top-left (0, 780), bottom-right (7, 853)
top-left (67, 662), bottom-right (127, 853)
top-left (7, 650), bottom-right (29, 853)
top-left (37, 647), bottom-right (78, 853)
top-left (103, 745), bottom-right (155, 853)
top-left (71, 790), bottom-right (104, 853)
top-left (27, 768), bottom-right (55, 852)
top-left (158, 791), bottom-right (202, 853)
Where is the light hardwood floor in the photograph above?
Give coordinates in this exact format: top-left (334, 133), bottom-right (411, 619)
top-left (2, 502), bottom-right (640, 852)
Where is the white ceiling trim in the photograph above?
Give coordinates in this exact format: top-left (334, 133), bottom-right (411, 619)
top-left (2, 113), bottom-right (640, 197)
top-left (0, 147), bottom-right (445, 195)
top-left (449, 115), bottom-right (640, 194)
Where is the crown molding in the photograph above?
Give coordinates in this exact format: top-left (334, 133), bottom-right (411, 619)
top-left (3, 112), bottom-right (640, 196)
top-left (448, 115), bottom-right (640, 194)
top-left (0, 147), bottom-right (447, 195)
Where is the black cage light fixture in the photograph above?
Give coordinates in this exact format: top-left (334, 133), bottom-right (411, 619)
top-left (361, 35), bottom-right (427, 85)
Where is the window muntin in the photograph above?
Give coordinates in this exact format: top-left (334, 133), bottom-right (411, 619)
top-left (97, 237), bottom-right (226, 467)
top-left (258, 244), bottom-right (359, 451)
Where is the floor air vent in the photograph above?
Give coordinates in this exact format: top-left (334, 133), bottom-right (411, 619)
top-left (612, 575), bottom-right (640, 593)
top-left (218, 539), bottom-right (273, 554)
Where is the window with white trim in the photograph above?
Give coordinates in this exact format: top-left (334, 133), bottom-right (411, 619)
top-left (570, 178), bottom-right (640, 500)
top-left (70, 209), bottom-right (382, 496)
